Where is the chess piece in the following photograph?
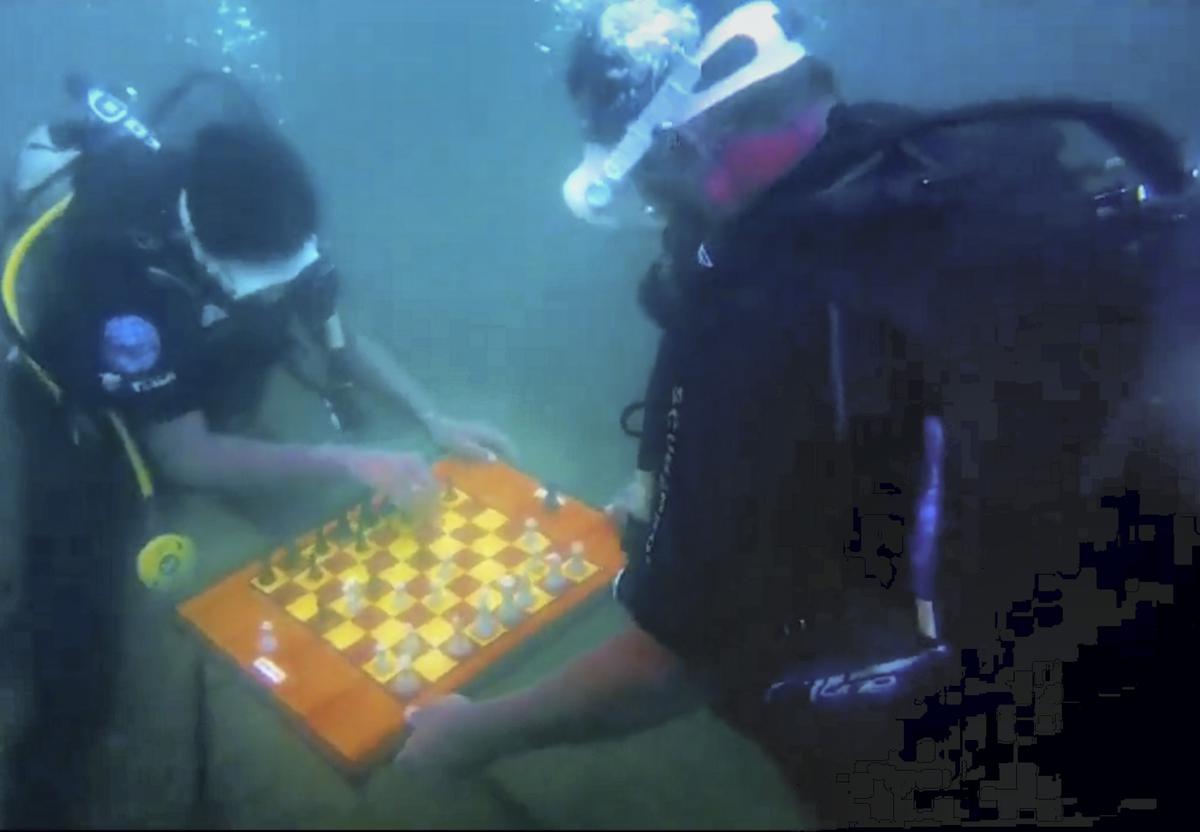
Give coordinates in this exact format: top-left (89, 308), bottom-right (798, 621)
top-left (258, 620), bottom-right (278, 655)
top-left (472, 592), bottom-right (496, 640)
top-left (543, 552), bottom-right (567, 594)
top-left (257, 558), bottom-right (276, 585)
top-left (514, 570), bottom-right (534, 610)
top-left (522, 518), bottom-right (540, 552)
top-left (567, 541), bottom-right (586, 577)
top-left (374, 642), bottom-right (394, 675)
top-left (391, 652), bottom-right (421, 698)
top-left (314, 528), bottom-right (330, 556)
top-left (400, 622), bottom-right (422, 658)
top-left (542, 483), bottom-right (563, 513)
top-left (497, 575), bottom-right (522, 626)
top-left (426, 577), bottom-right (445, 609)
top-left (444, 614), bottom-right (473, 659)
top-left (345, 579), bottom-right (365, 616)
top-left (354, 522), bottom-right (370, 553)
top-left (305, 551), bottom-right (322, 581)
top-left (335, 513), bottom-right (352, 541)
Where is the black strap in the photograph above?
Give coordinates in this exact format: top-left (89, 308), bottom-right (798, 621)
top-left (808, 96), bottom-right (1193, 203)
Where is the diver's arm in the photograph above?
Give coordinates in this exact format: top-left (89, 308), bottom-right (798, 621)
top-left (333, 325), bottom-right (442, 433)
top-left (421, 625), bottom-right (703, 764)
top-left (143, 409), bottom-right (356, 494)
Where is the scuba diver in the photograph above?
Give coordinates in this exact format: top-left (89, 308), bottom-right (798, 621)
top-left (0, 71), bottom-right (515, 827)
top-left (394, 0), bottom-right (1199, 825)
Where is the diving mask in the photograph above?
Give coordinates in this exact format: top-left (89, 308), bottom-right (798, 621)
top-left (563, 0), bottom-right (810, 225)
top-left (178, 188), bottom-right (320, 302)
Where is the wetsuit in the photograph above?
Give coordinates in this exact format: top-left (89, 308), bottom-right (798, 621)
top-left (612, 99), bottom-right (1189, 819)
top-left (1, 136), bottom-right (338, 828)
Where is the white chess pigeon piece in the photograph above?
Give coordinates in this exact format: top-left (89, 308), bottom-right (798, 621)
top-left (472, 591), bottom-right (496, 640)
top-left (543, 552), bottom-right (567, 594)
top-left (258, 620), bottom-right (278, 655)
top-left (497, 575), bottom-right (522, 626)
top-left (391, 652), bottom-right (421, 697)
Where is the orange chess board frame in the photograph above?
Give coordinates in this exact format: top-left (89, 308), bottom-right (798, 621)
top-left (177, 457), bottom-right (625, 775)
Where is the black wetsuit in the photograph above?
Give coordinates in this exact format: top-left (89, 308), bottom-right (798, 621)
top-left (1, 137), bottom-right (338, 828)
top-left (612, 99), bottom-right (1193, 819)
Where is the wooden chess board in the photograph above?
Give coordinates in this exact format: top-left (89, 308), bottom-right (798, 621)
top-left (177, 457), bottom-right (625, 775)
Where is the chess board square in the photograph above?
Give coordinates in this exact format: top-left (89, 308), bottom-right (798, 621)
top-left (411, 521), bottom-right (442, 545)
top-left (364, 652), bottom-right (399, 685)
top-left (409, 549), bottom-right (439, 572)
top-left (450, 524), bottom-right (486, 545)
top-left (377, 589), bottom-right (414, 618)
top-left (343, 635), bottom-right (377, 668)
top-left (379, 561), bottom-right (419, 587)
top-left (430, 558), bottom-right (459, 583)
top-left (446, 600), bottom-right (477, 627)
top-left (285, 592), bottom-right (319, 623)
top-left (515, 530), bottom-right (550, 556)
top-left (453, 548), bottom-right (484, 570)
top-left (418, 616), bottom-right (454, 648)
top-left (429, 535), bottom-right (464, 559)
top-left (468, 559), bottom-right (506, 585)
top-left (469, 533), bottom-right (507, 558)
top-left (495, 546), bottom-right (528, 569)
top-left (364, 575), bottom-right (394, 603)
top-left (471, 507), bottom-right (507, 532)
top-left (370, 526), bottom-right (399, 549)
top-left (448, 573), bottom-right (482, 599)
top-left (388, 536), bottom-right (420, 560)
top-left (496, 519), bottom-right (529, 541)
top-left (454, 497), bottom-right (483, 519)
top-left (310, 606), bottom-right (344, 634)
top-left (294, 565), bottom-right (333, 593)
top-left (414, 649), bottom-right (454, 683)
top-left (405, 575), bottom-right (431, 600)
top-left (353, 605), bottom-right (389, 632)
top-left (400, 603), bottom-right (433, 629)
top-left (316, 580), bottom-right (344, 606)
top-left (421, 590), bottom-right (457, 617)
top-left (324, 620), bottom-right (365, 650)
top-left (370, 617), bottom-right (408, 650)
top-left (525, 584), bottom-right (554, 614)
top-left (270, 581), bottom-right (308, 608)
top-left (565, 558), bottom-right (599, 584)
top-left (440, 511), bottom-right (466, 534)
top-left (365, 550), bottom-right (397, 575)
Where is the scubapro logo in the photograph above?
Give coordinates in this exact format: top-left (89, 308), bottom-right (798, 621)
top-left (644, 385), bottom-right (683, 561)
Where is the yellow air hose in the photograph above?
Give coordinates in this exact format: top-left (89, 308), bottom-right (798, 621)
top-left (4, 192), bottom-right (195, 590)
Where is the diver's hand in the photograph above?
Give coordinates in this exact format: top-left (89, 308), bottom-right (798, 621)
top-left (393, 694), bottom-right (497, 774)
top-left (604, 472), bottom-right (652, 533)
top-left (427, 414), bottom-right (518, 463)
top-left (340, 447), bottom-right (439, 523)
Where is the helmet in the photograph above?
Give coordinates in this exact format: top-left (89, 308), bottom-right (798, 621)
top-left (560, 0), bottom-right (814, 226)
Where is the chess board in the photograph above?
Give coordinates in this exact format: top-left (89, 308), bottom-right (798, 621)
top-left (177, 457), bottom-right (625, 775)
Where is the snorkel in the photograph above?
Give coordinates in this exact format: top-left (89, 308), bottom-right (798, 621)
top-left (562, 1), bottom-right (812, 226)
